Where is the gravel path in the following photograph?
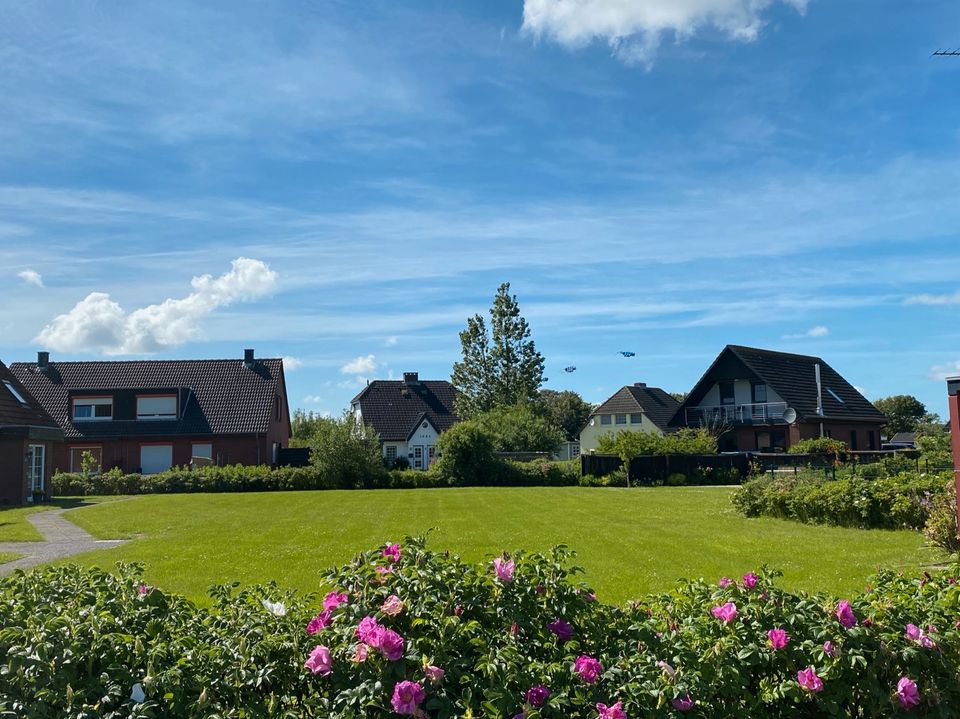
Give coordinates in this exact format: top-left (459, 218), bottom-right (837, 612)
top-left (0, 508), bottom-right (126, 575)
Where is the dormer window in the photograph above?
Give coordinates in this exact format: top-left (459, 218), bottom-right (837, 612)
top-left (137, 395), bottom-right (177, 420)
top-left (73, 396), bottom-right (113, 421)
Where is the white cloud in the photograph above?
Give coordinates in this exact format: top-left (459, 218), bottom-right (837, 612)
top-left (17, 269), bottom-right (43, 287)
top-left (853, 385), bottom-right (868, 398)
top-left (385, 335), bottom-right (398, 347)
top-left (929, 361), bottom-right (960, 381)
top-left (522, 0), bottom-right (808, 66)
top-left (782, 325), bottom-right (829, 340)
top-left (904, 290), bottom-right (960, 306)
top-left (341, 354), bottom-right (378, 375)
top-left (35, 257), bottom-right (277, 354)
top-left (282, 356), bottom-right (302, 371)
top-left (302, 394), bottom-right (324, 404)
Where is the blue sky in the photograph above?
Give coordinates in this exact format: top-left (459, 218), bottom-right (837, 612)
top-left (2, 0), bottom-right (960, 417)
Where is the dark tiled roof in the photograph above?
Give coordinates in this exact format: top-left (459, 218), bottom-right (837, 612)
top-left (589, 385), bottom-right (680, 433)
top-left (0, 360), bottom-right (60, 432)
top-left (352, 380), bottom-right (458, 441)
top-left (10, 358), bottom-right (287, 440)
top-left (890, 432), bottom-right (917, 444)
top-left (671, 345), bottom-right (886, 425)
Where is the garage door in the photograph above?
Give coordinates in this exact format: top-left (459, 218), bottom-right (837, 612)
top-left (140, 445), bottom-right (173, 475)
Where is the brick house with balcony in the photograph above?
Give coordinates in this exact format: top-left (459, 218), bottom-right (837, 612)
top-left (0, 359), bottom-right (63, 505)
top-left (351, 372), bottom-right (457, 470)
top-left (579, 383), bottom-right (680, 454)
top-left (10, 350), bottom-right (290, 474)
top-left (669, 345), bottom-right (887, 452)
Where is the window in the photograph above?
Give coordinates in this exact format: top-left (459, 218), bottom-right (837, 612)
top-left (615, 414), bottom-right (627, 425)
top-left (428, 446), bottom-right (436, 460)
top-left (191, 443), bottom-right (213, 460)
top-left (752, 383), bottom-right (767, 403)
top-left (849, 430), bottom-right (858, 451)
top-left (414, 447), bottom-right (423, 458)
top-left (69, 446), bottom-right (102, 472)
top-left (26, 444), bottom-right (45, 499)
top-left (385, 446), bottom-right (397, 461)
top-left (629, 413), bottom-right (642, 424)
top-left (826, 388), bottom-right (845, 404)
top-left (719, 381), bottom-right (735, 406)
top-left (140, 445), bottom-right (173, 475)
top-left (136, 395), bottom-right (176, 420)
top-left (867, 431), bottom-right (876, 450)
top-left (73, 397), bottom-right (112, 421)
top-left (600, 415), bottom-right (612, 425)
top-left (569, 442), bottom-right (580, 458)
top-left (3, 380), bottom-right (28, 405)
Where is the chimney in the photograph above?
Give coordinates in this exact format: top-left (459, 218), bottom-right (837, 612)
top-left (634, 382), bottom-right (647, 388)
top-left (243, 348), bottom-right (256, 369)
top-left (403, 372), bottom-right (419, 385)
top-left (37, 351), bottom-right (49, 373)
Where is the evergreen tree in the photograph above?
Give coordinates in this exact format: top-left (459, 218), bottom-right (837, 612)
top-left (452, 282), bottom-right (546, 418)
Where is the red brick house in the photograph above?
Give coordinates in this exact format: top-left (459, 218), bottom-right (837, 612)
top-left (947, 375), bottom-right (960, 530)
top-left (11, 350), bottom-right (290, 474)
top-left (669, 345), bottom-right (887, 452)
top-left (0, 359), bottom-right (63, 505)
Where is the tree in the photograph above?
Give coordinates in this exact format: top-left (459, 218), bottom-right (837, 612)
top-left (433, 421), bottom-right (499, 485)
top-left (290, 409), bottom-right (331, 447)
top-left (451, 282), bottom-right (545, 419)
top-left (538, 389), bottom-right (593, 441)
top-left (873, 395), bottom-right (928, 435)
top-left (669, 392), bottom-right (689, 403)
top-left (475, 404), bottom-right (565, 453)
top-left (309, 412), bottom-right (386, 488)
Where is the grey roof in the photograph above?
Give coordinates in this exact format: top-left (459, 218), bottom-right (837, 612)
top-left (0, 360), bottom-right (61, 439)
top-left (352, 380), bottom-right (458, 442)
top-left (588, 385), bottom-right (680, 433)
top-left (671, 345), bottom-right (886, 426)
top-left (10, 358), bottom-right (288, 440)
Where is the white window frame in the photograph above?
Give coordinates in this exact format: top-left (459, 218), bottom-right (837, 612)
top-left (73, 397), bottom-right (113, 422)
top-left (140, 444), bottom-right (174, 475)
top-left (615, 414), bottom-right (627, 425)
top-left (136, 394), bottom-right (177, 420)
top-left (69, 445), bottom-right (102, 472)
top-left (26, 444), bottom-right (45, 499)
top-left (385, 446), bottom-right (397, 461)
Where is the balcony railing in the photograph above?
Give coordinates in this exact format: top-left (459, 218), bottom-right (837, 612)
top-left (685, 402), bottom-right (789, 427)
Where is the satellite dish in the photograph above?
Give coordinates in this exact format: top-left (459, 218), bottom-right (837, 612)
top-left (782, 407), bottom-right (797, 424)
top-left (589, 418), bottom-right (596, 426)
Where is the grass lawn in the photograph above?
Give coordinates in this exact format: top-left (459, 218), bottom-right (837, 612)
top-left (0, 552), bottom-right (22, 564)
top-left (0, 504), bottom-right (54, 541)
top-left (62, 487), bottom-right (945, 605)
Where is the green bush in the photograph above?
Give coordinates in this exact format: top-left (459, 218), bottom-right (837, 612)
top-left (433, 421), bottom-right (499, 485)
top-left (665, 472), bottom-right (687, 486)
top-left (2, 540), bottom-right (959, 718)
top-left (924, 481), bottom-right (960, 553)
top-left (789, 437), bottom-right (849, 463)
top-left (732, 471), bottom-right (951, 531)
top-left (596, 427), bottom-right (717, 462)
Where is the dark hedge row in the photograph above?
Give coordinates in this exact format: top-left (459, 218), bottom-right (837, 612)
top-left (1, 540), bottom-right (959, 718)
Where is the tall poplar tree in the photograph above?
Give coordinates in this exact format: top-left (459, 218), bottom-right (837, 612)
top-left (451, 282), bottom-right (546, 418)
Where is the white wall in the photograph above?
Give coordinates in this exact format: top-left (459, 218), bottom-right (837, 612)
top-left (695, 380), bottom-right (783, 407)
top-left (579, 412), bottom-right (663, 453)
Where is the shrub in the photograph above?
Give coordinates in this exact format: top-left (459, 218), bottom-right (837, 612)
top-left (731, 471), bottom-right (951, 531)
top-left (474, 403), bottom-right (565, 453)
top-left (924, 481), bottom-right (960, 553)
top-left (2, 540), bottom-right (959, 718)
top-left (310, 412), bottom-right (387, 488)
top-left (665, 472), bottom-right (687, 486)
top-left (596, 427), bottom-right (716, 462)
top-left (433, 421), bottom-right (499, 485)
top-left (789, 437), bottom-right (849, 463)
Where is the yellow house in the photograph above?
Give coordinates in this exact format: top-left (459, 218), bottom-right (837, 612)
top-left (579, 383), bottom-right (680, 454)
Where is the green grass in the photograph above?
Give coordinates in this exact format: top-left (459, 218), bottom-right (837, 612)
top-left (0, 552), bottom-right (22, 564)
top-left (0, 505), bottom-right (53, 541)
top-left (62, 487), bottom-right (945, 604)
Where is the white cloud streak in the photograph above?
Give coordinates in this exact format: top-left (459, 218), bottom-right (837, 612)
top-left (522, 0), bottom-right (808, 66)
top-left (341, 354), bottom-right (378, 375)
top-left (17, 269), bottom-right (44, 287)
top-left (282, 356), bottom-right (303, 371)
top-left (782, 325), bottom-right (829, 339)
top-left (35, 257), bottom-right (277, 354)
top-left (929, 361), bottom-right (960, 381)
top-left (904, 291), bottom-right (960, 306)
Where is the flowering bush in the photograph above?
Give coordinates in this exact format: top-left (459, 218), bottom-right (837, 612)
top-left (731, 471), bottom-right (950, 532)
top-left (2, 539), bottom-right (959, 718)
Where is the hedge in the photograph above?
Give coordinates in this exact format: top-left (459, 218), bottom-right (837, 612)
top-left (2, 539), bottom-right (959, 717)
top-left (52, 458), bottom-right (580, 496)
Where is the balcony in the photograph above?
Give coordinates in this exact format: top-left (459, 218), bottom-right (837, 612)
top-left (685, 402), bottom-right (789, 427)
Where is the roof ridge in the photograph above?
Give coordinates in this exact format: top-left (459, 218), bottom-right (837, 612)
top-left (727, 345), bottom-right (823, 362)
top-left (10, 357), bottom-right (284, 366)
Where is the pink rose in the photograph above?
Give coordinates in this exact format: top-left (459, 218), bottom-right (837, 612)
top-left (424, 665), bottom-right (445, 683)
top-left (377, 627), bottom-right (405, 661)
top-left (897, 677), bottom-right (920, 709)
top-left (524, 685), bottom-right (550, 708)
top-left (307, 610), bottom-right (332, 635)
top-left (391, 680), bottom-right (425, 715)
top-left (904, 623), bottom-right (921, 641)
top-left (742, 572), bottom-right (758, 589)
top-left (767, 628), bottom-right (789, 650)
top-left (381, 594), bottom-right (405, 616)
top-left (382, 543), bottom-right (402, 563)
top-left (574, 655), bottom-right (602, 684)
top-left (710, 602), bottom-right (737, 622)
top-left (494, 556), bottom-right (515, 583)
top-left (597, 701), bottom-right (627, 719)
top-left (356, 616), bottom-right (381, 645)
top-left (323, 591), bottom-right (348, 611)
top-left (454, 605), bottom-right (463, 617)
top-left (823, 641), bottom-right (836, 656)
top-left (718, 576), bottom-right (732, 588)
top-left (304, 645), bottom-right (332, 676)
top-left (797, 667), bottom-right (823, 693)
top-left (548, 618), bottom-right (574, 641)
top-left (835, 600), bottom-right (857, 628)
top-left (671, 696), bottom-right (694, 712)
top-left (376, 564), bottom-right (395, 576)
top-left (351, 643), bottom-right (368, 663)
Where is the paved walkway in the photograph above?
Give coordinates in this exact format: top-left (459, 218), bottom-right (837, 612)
top-left (0, 508), bottom-right (126, 575)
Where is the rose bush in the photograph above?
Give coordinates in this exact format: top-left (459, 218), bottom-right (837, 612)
top-left (1, 539), bottom-right (959, 717)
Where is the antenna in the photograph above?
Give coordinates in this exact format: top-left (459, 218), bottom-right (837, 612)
top-left (933, 48), bottom-right (960, 56)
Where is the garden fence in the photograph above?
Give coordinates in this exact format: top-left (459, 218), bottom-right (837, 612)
top-left (580, 453), bottom-right (751, 485)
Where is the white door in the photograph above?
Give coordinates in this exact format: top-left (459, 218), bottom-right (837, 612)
top-left (26, 444), bottom-right (45, 501)
top-left (140, 445), bottom-right (173, 474)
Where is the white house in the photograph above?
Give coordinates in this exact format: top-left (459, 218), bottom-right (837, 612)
top-left (351, 372), bottom-right (458, 470)
top-left (579, 383), bottom-right (680, 454)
